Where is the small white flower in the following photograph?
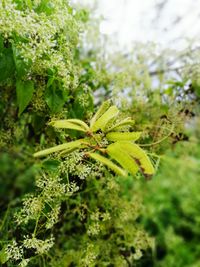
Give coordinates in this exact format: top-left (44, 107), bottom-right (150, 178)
top-left (23, 235), bottom-right (54, 255)
top-left (5, 240), bottom-right (23, 261)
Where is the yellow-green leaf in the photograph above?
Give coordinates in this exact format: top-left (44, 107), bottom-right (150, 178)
top-left (49, 120), bottom-right (87, 132)
top-left (90, 100), bottom-right (111, 128)
top-left (66, 119), bottom-right (89, 131)
top-left (88, 152), bottom-right (127, 176)
top-left (90, 105), bottom-right (119, 132)
top-left (33, 140), bottom-right (86, 158)
top-left (107, 143), bottom-right (139, 176)
top-left (106, 131), bottom-right (141, 142)
top-left (116, 141), bottom-right (155, 178)
top-left (59, 140), bottom-right (89, 156)
top-left (106, 117), bottom-right (135, 132)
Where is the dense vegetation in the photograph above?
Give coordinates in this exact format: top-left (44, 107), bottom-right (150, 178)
top-left (0, 1), bottom-right (199, 266)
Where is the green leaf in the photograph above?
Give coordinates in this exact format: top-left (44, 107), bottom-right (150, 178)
top-left (106, 117), bottom-right (135, 132)
top-left (33, 139), bottom-right (88, 157)
top-left (42, 159), bottom-right (60, 171)
top-left (88, 152), bottom-right (127, 176)
top-left (16, 79), bottom-right (34, 116)
top-left (90, 100), bottom-right (111, 128)
top-left (192, 79), bottom-right (200, 98)
top-left (45, 83), bottom-right (68, 113)
top-left (26, 0), bottom-right (33, 9)
top-left (116, 141), bottom-right (155, 178)
top-left (106, 132), bottom-right (141, 142)
top-left (47, 76), bottom-right (55, 88)
top-left (71, 87), bottom-right (94, 119)
top-left (49, 120), bottom-right (87, 132)
top-left (0, 246), bottom-right (8, 264)
top-left (31, 114), bottom-right (46, 134)
top-left (64, 119), bottom-right (90, 131)
top-left (107, 142), bottom-right (139, 176)
top-left (35, 0), bottom-right (55, 15)
top-left (90, 105), bottom-right (119, 132)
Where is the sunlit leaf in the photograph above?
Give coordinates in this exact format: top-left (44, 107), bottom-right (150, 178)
top-left (88, 152), bottom-right (127, 176)
top-left (66, 119), bottom-right (90, 131)
top-left (116, 141), bottom-right (155, 178)
top-left (49, 120), bottom-right (87, 132)
top-left (90, 99), bottom-right (111, 128)
top-left (106, 117), bottom-right (135, 132)
top-left (34, 140), bottom-right (86, 157)
top-left (107, 142), bottom-right (139, 176)
top-left (90, 105), bottom-right (119, 132)
top-left (106, 131), bottom-right (141, 142)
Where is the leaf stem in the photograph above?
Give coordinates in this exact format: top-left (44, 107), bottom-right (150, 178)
top-left (138, 124), bottom-right (174, 147)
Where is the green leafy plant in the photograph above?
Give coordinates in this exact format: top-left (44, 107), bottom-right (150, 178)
top-left (34, 100), bottom-right (155, 178)
top-left (1, 1), bottom-right (199, 266)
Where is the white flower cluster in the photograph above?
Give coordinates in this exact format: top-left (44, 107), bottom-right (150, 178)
top-left (36, 174), bottom-right (65, 199)
top-left (133, 249), bottom-right (143, 260)
top-left (87, 222), bottom-right (100, 236)
top-left (107, 179), bottom-right (120, 191)
top-left (16, 169), bottom-right (82, 230)
top-left (132, 230), bottom-right (154, 260)
top-left (59, 151), bottom-right (83, 173)
top-left (87, 210), bottom-right (111, 236)
top-left (23, 235), bottom-right (54, 254)
top-left (46, 204), bottom-right (61, 229)
top-left (77, 91), bottom-right (90, 108)
top-left (5, 237), bottom-right (54, 266)
top-left (100, 137), bottom-right (109, 147)
top-left (5, 240), bottom-right (23, 261)
top-left (75, 164), bottom-right (92, 180)
top-left (31, 85), bottom-right (46, 112)
top-left (102, 211), bottom-right (111, 222)
top-left (0, 0), bottom-right (80, 89)
top-left (15, 194), bottom-right (44, 224)
top-left (81, 244), bottom-right (97, 267)
top-left (41, 175), bottom-right (66, 202)
top-left (66, 181), bottom-right (79, 196)
top-left (60, 151), bottom-right (97, 179)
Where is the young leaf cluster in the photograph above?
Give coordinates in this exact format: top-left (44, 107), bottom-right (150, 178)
top-left (34, 100), bottom-right (155, 178)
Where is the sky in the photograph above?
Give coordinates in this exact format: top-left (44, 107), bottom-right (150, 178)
top-left (71, 0), bottom-right (200, 51)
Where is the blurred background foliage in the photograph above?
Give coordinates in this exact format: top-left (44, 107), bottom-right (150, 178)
top-left (134, 115), bottom-right (200, 267)
top-left (0, 0), bottom-right (200, 266)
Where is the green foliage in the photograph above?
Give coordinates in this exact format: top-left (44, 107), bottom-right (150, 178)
top-left (0, 0), bottom-right (92, 118)
top-left (0, 1), bottom-right (156, 266)
top-left (136, 116), bottom-right (200, 267)
top-left (0, 0), bottom-right (199, 266)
